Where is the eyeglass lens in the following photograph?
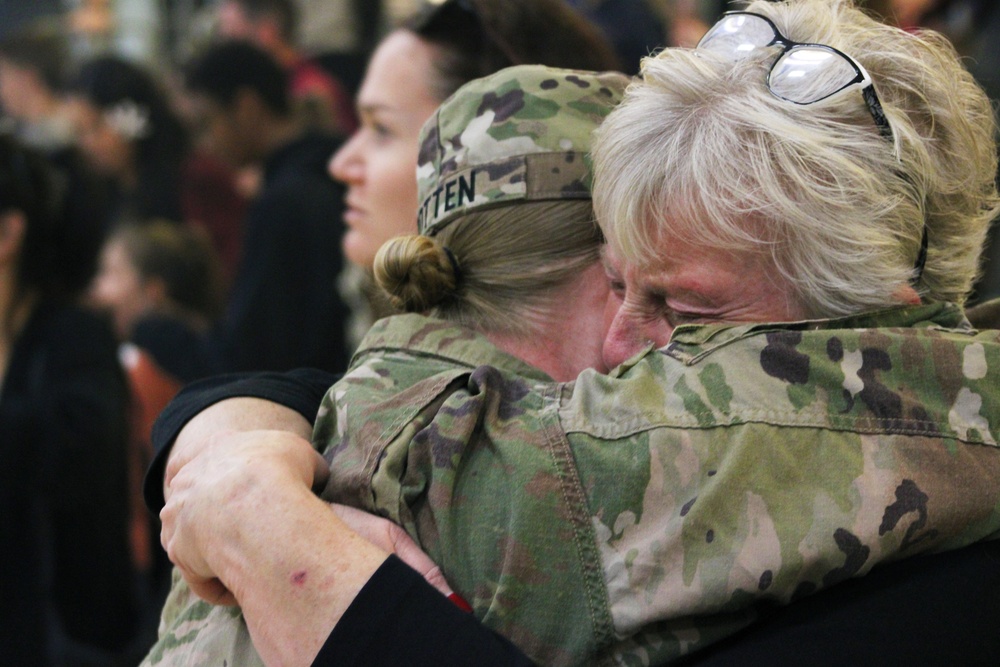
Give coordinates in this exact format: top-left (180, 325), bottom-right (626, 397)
top-left (698, 14), bottom-right (777, 54)
top-left (770, 48), bottom-right (861, 104)
top-left (699, 14), bottom-right (863, 104)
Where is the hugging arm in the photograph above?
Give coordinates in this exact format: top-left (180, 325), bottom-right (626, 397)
top-left (143, 367), bottom-right (336, 512)
top-left (160, 426), bottom-right (388, 665)
top-left (161, 430), bottom-right (533, 667)
top-left (149, 368), bottom-right (534, 666)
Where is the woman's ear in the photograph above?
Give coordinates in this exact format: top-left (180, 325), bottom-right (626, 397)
top-left (0, 210), bottom-right (26, 265)
top-left (892, 283), bottom-right (922, 306)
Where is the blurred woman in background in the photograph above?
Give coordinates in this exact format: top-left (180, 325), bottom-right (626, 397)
top-left (0, 133), bottom-right (137, 666)
top-left (89, 219), bottom-right (221, 638)
top-left (67, 55), bottom-right (247, 286)
top-left (329, 0), bottom-right (622, 345)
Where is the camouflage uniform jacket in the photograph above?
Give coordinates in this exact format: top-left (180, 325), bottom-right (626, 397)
top-left (142, 303), bottom-right (1000, 667)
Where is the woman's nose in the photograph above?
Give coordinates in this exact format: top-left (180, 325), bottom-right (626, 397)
top-left (329, 135), bottom-right (361, 184)
top-left (603, 307), bottom-right (657, 369)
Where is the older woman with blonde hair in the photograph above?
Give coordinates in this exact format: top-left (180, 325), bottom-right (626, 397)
top-left (597, 0), bottom-right (998, 368)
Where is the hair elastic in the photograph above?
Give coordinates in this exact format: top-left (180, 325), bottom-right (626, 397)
top-left (443, 245), bottom-right (462, 281)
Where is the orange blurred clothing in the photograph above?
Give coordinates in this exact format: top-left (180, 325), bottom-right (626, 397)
top-left (119, 343), bottom-right (183, 572)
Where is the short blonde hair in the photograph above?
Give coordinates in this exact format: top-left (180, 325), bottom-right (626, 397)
top-left (593, 0), bottom-right (1000, 315)
top-left (374, 201), bottom-right (602, 335)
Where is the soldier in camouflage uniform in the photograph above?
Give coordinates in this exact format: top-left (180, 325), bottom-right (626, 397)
top-left (144, 64), bottom-right (630, 665)
top-left (146, 1), bottom-right (1000, 664)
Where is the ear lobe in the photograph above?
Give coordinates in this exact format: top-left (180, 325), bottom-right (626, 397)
top-left (0, 210), bottom-right (26, 264)
top-left (891, 283), bottom-right (922, 306)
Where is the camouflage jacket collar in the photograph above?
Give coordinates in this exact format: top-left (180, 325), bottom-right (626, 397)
top-left (351, 313), bottom-right (553, 382)
top-left (615, 302), bottom-right (972, 369)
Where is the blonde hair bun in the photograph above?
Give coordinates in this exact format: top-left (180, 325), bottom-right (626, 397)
top-left (373, 235), bottom-right (459, 312)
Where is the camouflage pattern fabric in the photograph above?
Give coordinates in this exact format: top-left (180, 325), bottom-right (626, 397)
top-left (416, 65), bottom-right (629, 236)
top-left (140, 568), bottom-right (262, 666)
top-left (142, 303), bottom-right (1000, 665)
top-left (318, 304), bottom-right (1000, 665)
top-left (139, 64), bottom-right (1000, 665)
top-left (141, 63), bottom-right (627, 666)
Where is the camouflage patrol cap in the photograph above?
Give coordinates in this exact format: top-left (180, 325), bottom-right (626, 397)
top-left (415, 65), bottom-right (630, 236)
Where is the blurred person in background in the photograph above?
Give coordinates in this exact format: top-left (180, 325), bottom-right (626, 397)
top-left (89, 219), bottom-right (221, 641)
top-left (67, 55), bottom-right (247, 285)
top-left (90, 219), bottom-right (220, 446)
top-left (182, 40), bottom-right (350, 374)
top-left (0, 24), bottom-right (114, 261)
top-left (67, 55), bottom-right (189, 225)
top-left (0, 133), bottom-right (138, 666)
top-left (215, 0), bottom-right (358, 137)
top-left (92, 220), bottom-right (220, 381)
top-left (329, 0), bottom-right (622, 348)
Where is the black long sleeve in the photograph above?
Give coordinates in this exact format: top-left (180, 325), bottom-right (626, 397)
top-left (143, 367), bottom-right (337, 513)
top-left (315, 555), bottom-right (535, 667)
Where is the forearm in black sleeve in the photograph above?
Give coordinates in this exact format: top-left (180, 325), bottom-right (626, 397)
top-left (142, 367), bottom-right (338, 513)
top-left (315, 555), bottom-right (536, 667)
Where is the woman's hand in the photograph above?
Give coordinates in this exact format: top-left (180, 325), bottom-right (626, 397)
top-left (161, 428), bottom-right (454, 603)
top-left (161, 428), bottom-right (329, 603)
top-left (162, 397), bottom-right (314, 505)
top-left (330, 503), bottom-right (453, 597)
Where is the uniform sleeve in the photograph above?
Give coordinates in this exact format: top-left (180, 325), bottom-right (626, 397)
top-left (315, 555), bottom-right (536, 667)
top-left (143, 367), bottom-right (338, 513)
top-left (320, 365), bottom-right (612, 664)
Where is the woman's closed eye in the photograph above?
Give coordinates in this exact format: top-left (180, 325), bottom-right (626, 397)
top-left (641, 291), bottom-right (716, 328)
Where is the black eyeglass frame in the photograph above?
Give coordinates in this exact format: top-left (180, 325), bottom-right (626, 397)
top-left (698, 11), bottom-right (895, 143)
top-left (698, 12), bottom-right (929, 283)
